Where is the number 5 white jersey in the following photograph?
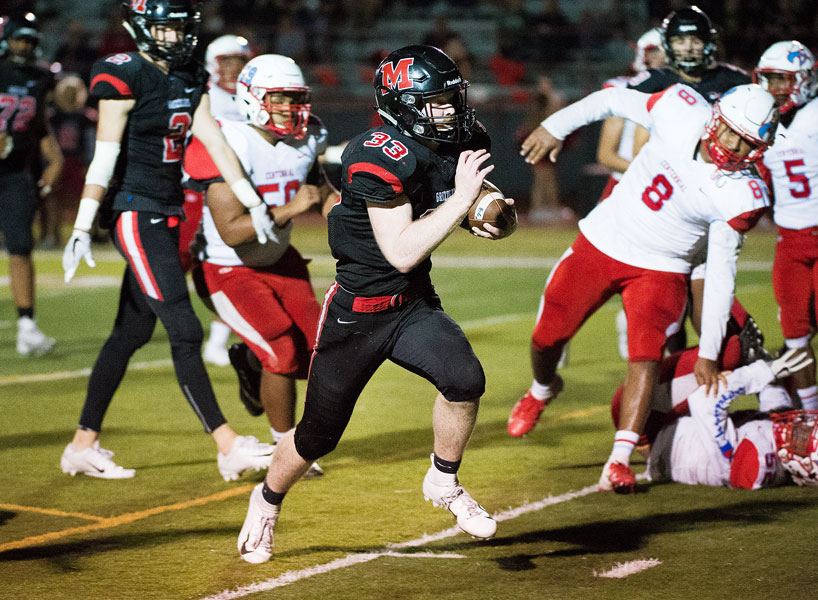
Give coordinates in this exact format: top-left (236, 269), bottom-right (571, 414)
top-left (201, 117), bottom-right (328, 267)
top-left (762, 97), bottom-right (818, 229)
top-left (544, 84), bottom-right (770, 274)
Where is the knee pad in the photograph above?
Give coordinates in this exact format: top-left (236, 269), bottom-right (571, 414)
top-left (293, 416), bottom-right (342, 462)
top-left (439, 356), bottom-right (485, 402)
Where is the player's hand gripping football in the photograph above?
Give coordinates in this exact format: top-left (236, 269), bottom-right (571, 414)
top-left (62, 229), bottom-right (96, 283)
top-left (770, 348), bottom-right (814, 379)
top-left (248, 202), bottom-right (277, 244)
top-left (520, 125), bottom-right (563, 165)
top-left (454, 149), bottom-right (497, 238)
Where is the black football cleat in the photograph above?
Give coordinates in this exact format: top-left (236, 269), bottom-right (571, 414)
top-left (228, 343), bottom-right (264, 416)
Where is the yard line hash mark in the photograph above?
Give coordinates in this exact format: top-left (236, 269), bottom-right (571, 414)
top-left (595, 558), bottom-right (662, 578)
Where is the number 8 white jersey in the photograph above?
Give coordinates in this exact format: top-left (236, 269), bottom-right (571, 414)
top-left (545, 84), bottom-right (770, 274)
top-left (762, 98), bottom-right (818, 229)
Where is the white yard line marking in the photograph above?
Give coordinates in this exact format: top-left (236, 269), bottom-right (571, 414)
top-left (594, 558), bottom-right (662, 578)
top-left (202, 475), bottom-right (648, 600)
top-left (0, 359), bottom-right (173, 386)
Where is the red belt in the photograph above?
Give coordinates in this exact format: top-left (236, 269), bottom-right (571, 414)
top-left (351, 292), bottom-right (416, 313)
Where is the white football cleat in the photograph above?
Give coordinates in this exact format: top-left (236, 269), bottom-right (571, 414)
top-left (238, 482), bottom-right (280, 564)
top-left (303, 460), bottom-right (324, 479)
top-left (203, 342), bottom-right (230, 367)
top-left (17, 317), bottom-right (55, 357)
top-left (218, 435), bottom-right (274, 482)
top-left (60, 441), bottom-right (136, 479)
top-left (422, 455), bottom-right (496, 539)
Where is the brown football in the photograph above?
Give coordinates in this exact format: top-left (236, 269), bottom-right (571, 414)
top-left (467, 181), bottom-right (517, 239)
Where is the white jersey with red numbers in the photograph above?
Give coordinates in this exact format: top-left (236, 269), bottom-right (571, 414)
top-left (601, 75), bottom-right (637, 181)
top-left (647, 360), bottom-right (789, 488)
top-left (199, 118), bottom-right (327, 267)
top-left (542, 84), bottom-right (769, 360)
top-left (762, 98), bottom-right (818, 229)
top-left (207, 83), bottom-right (245, 122)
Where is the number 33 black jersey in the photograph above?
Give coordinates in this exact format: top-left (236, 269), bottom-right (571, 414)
top-left (330, 123), bottom-right (490, 297)
top-left (89, 52), bottom-right (207, 214)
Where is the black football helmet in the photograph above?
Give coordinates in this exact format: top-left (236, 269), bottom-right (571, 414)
top-left (0, 12), bottom-right (41, 62)
top-left (661, 5), bottom-right (716, 75)
top-left (121, 0), bottom-right (201, 67)
top-left (374, 45), bottom-right (475, 144)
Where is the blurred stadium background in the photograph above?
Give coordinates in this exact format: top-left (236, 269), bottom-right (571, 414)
top-left (6, 0), bottom-right (818, 225)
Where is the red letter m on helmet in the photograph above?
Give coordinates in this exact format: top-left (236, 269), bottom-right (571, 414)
top-left (381, 58), bottom-right (414, 92)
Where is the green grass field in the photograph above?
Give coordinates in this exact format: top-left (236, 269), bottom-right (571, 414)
top-left (2, 223), bottom-right (817, 599)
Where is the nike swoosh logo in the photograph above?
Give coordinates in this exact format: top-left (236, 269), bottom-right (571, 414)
top-left (337, 318), bottom-right (357, 325)
top-left (150, 218), bottom-right (163, 224)
top-left (240, 540), bottom-right (252, 555)
top-left (185, 87), bottom-right (196, 93)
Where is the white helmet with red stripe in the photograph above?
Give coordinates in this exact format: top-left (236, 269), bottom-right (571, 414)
top-left (632, 27), bottom-right (665, 73)
top-left (752, 40), bottom-right (816, 114)
top-left (772, 410), bottom-right (818, 486)
top-left (235, 54), bottom-right (311, 139)
top-left (205, 34), bottom-right (252, 93)
top-left (704, 84), bottom-right (778, 172)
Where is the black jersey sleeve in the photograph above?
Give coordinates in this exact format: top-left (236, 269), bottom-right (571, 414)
top-left (89, 53), bottom-right (140, 100)
top-left (627, 68), bottom-right (674, 93)
top-left (342, 128), bottom-right (417, 204)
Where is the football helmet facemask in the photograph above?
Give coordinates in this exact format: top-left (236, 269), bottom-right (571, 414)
top-left (703, 84), bottom-right (777, 172)
top-left (374, 44), bottom-right (475, 144)
top-left (752, 40), bottom-right (816, 114)
top-left (772, 410), bottom-right (818, 487)
top-left (236, 54), bottom-right (311, 140)
top-left (121, 0), bottom-right (201, 68)
top-left (0, 12), bottom-right (41, 62)
top-left (661, 6), bottom-right (716, 76)
top-left (205, 34), bottom-right (252, 93)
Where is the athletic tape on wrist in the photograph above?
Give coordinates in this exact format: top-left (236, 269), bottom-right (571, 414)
top-left (74, 198), bottom-right (100, 232)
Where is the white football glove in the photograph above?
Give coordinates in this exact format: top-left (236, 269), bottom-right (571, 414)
top-left (62, 229), bottom-right (96, 283)
top-left (770, 348), bottom-right (814, 379)
top-left (248, 202), bottom-right (277, 245)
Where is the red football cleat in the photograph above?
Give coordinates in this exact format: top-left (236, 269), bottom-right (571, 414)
top-left (508, 391), bottom-right (547, 437)
top-left (599, 461), bottom-right (637, 494)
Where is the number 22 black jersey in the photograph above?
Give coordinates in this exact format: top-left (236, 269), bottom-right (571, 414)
top-left (330, 123), bottom-right (490, 297)
top-left (0, 58), bottom-right (53, 175)
top-left (89, 52), bottom-right (207, 215)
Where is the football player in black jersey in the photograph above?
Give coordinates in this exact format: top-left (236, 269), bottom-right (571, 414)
top-left (237, 44), bottom-right (510, 563)
top-left (59, 0), bottom-right (276, 481)
top-left (0, 12), bottom-right (64, 356)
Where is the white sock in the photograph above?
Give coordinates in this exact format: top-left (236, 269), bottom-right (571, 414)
top-left (207, 320), bottom-right (231, 347)
top-left (530, 379), bottom-right (558, 402)
top-left (609, 430), bottom-right (640, 465)
top-left (270, 427), bottom-right (292, 444)
top-left (798, 386), bottom-right (818, 410)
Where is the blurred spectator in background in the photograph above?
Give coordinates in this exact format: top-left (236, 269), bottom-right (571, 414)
top-left (52, 20), bottom-right (97, 84)
top-left (96, 10), bottom-right (134, 57)
top-left (518, 75), bottom-right (570, 225)
top-left (46, 74), bottom-right (95, 249)
top-left (531, 0), bottom-right (576, 65)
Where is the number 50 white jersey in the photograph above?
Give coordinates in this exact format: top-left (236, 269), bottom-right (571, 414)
top-left (199, 117), bottom-right (328, 267)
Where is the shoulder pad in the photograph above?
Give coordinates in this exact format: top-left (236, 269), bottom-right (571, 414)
top-left (90, 53), bottom-right (141, 99)
top-left (343, 127), bottom-right (418, 201)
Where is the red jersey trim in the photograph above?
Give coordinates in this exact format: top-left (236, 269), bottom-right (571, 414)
top-left (728, 207), bottom-right (766, 234)
top-left (348, 162), bottom-right (404, 194)
top-left (646, 87), bottom-right (671, 112)
top-left (90, 73), bottom-right (134, 97)
top-left (730, 438), bottom-right (761, 489)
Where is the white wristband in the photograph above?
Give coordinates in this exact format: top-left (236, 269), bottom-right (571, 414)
top-left (230, 178), bottom-right (263, 209)
top-left (74, 197), bottom-right (100, 232)
top-left (85, 141), bottom-right (121, 188)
